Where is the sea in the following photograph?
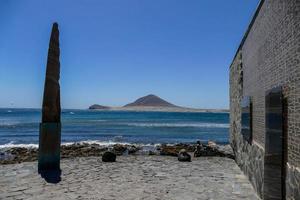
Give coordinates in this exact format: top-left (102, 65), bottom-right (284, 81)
top-left (0, 108), bottom-right (229, 148)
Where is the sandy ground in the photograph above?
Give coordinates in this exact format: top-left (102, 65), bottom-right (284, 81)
top-left (0, 156), bottom-right (259, 200)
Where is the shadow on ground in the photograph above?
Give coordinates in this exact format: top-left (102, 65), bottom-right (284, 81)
top-left (39, 169), bottom-right (61, 183)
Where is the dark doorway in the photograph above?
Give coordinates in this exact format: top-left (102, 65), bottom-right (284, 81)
top-left (264, 86), bottom-right (287, 200)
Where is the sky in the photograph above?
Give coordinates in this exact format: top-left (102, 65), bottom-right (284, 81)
top-left (0, 0), bottom-right (260, 109)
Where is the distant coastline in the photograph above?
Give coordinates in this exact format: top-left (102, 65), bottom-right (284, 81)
top-left (88, 106), bottom-right (229, 113)
top-left (89, 94), bottom-right (229, 113)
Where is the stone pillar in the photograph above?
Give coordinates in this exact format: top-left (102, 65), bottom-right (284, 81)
top-left (38, 23), bottom-right (61, 173)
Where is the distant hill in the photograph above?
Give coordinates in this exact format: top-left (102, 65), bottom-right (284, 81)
top-left (88, 94), bottom-right (229, 113)
top-left (124, 94), bottom-right (176, 107)
top-left (89, 104), bottom-right (110, 110)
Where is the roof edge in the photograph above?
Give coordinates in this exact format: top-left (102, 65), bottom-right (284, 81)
top-left (230, 0), bottom-right (265, 68)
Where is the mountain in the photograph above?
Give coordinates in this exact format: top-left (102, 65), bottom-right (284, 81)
top-left (88, 95), bottom-right (228, 112)
top-left (89, 104), bottom-right (110, 110)
top-left (124, 94), bottom-right (176, 107)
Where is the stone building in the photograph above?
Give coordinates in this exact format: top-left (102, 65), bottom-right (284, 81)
top-left (229, 0), bottom-right (300, 199)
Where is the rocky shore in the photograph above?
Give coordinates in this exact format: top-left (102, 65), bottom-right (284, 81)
top-left (0, 141), bottom-right (234, 165)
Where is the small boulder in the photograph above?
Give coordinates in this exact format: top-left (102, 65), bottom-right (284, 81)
top-left (194, 143), bottom-right (204, 157)
top-left (160, 145), bottom-right (178, 156)
top-left (148, 151), bottom-right (157, 156)
top-left (102, 151), bottom-right (116, 162)
top-left (175, 143), bottom-right (196, 152)
top-left (178, 149), bottom-right (191, 162)
top-left (208, 141), bottom-right (217, 148)
top-left (128, 145), bottom-right (140, 154)
top-left (112, 144), bottom-right (127, 156)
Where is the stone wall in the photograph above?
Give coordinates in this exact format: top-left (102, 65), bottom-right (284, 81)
top-left (230, 1), bottom-right (300, 199)
top-left (286, 163), bottom-right (300, 199)
top-left (230, 52), bottom-right (264, 198)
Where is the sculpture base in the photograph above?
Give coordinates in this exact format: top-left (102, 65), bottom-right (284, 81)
top-left (38, 123), bottom-right (61, 173)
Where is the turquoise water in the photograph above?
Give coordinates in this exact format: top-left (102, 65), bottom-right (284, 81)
top-left (0, 108), bottom-right (229, 147)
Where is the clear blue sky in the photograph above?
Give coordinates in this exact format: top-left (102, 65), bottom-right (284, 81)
top-left (0, 0), bottom-right (259, 109)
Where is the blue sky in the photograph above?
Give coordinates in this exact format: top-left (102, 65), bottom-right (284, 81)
top-left (0, 0), bottom-right (259, 109)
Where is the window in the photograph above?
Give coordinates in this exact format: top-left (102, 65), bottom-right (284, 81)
top-left (241, 96), bottom-right (252, 144)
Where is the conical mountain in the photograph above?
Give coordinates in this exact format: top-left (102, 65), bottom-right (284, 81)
top-left (124, 94), bottom-right (176, 107)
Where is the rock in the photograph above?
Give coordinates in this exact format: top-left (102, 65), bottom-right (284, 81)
top-left (194, 143), bottom-right (217, 157)
top-left (160, 145), bottom-right (179, 156)
top-left (128, 145), bottom-right (140, 154)
top-left (102, 151), bottom-right (116, 162)
top-left (112, 144), bottom-right (127, 155)
top-left (149, 151), bottom-right (157, 156)
top-left (0, 152), bottom-right (14, 161)
top-left (0, 143), bottom-right (110, 165)
top-left (159, 144), bottom-right (196, 157)
top-left (178, 149), bottom-right (191, 162)
top-left (194, 143), bottom-right (235, 159)
top-left (175, 143), bottom-right (196, 152)
top-left (208, 141), bottom-right (217, 148)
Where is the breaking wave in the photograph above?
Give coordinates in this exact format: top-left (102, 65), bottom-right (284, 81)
top-left (0, 140), bottom-right (161, 149)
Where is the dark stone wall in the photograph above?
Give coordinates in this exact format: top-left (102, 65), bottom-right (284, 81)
top-left (230, 0), bottom-right (300, 199)
top-left (230, 52), bottom-right (264, 198)
top-left (242, 0), bottom-right (300, 152)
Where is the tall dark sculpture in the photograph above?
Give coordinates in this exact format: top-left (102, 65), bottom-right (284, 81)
top-left (38, 22), bottom-right (61, 174)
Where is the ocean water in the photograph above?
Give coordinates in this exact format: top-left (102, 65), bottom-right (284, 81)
top-left (0, 108), bottom-right (229, 148)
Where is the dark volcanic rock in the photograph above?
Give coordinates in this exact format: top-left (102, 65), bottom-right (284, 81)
top-left (124, 94), bottom-right (176, 107)
top-left (61, 143), bottom-right (107, 158)
top-left (0, 142), bottom-right (234, 165)
top-left (1, 147), bottom-right (38, 164)
top-left (89, 104), bottom-right (110, 110)
top-left (178, 149), bottom-right (191, 162)
top-left (0, 143), bottom-right (108, 165)
top-left (148, 151), bottom-right (158, 156)
top-left (159, 144), bottom-right (196, 157)
top-left (194, 142), bottom-right (234, 159)
top-left (112, 144), bottom-right (127, 155)
top-left (159, 145), bottom-right (179, 156)
top-left (128, 145), bottom-right (140, 154)
top-left (102, 151), bottom-right (116, 162)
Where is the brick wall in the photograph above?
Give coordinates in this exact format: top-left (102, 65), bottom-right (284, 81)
top-left (230, 0), bottom-right (300, 198)
top-left (241, 0), bottom-right (300, 168)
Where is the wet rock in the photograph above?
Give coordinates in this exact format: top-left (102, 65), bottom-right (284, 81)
top-left (0, 143), bottom-right (109, 164)
top-left (194, 143), bottom-right (234, 159)
top-left (208, 141), bottom-right (217, 148)
top-left (160, 145), bottom-right (179, 156)
top-left (194, 143), bottom-right (217, 157)
top-left (178, 149), bottom-right (191, 162)
top-left (175, 143), bottom-right (196, 152)
top-left (159, 144), bottom-right (196, 157)
top-left (0, 152), bottom-right (14, 161)
top-left (218, 145), bottom-right (235, 159)
top-left (0, 141), bottom-right (234, 165)
top-left (112, 144), bottom-right (127, 156)
top-left (149, 151), bottom-right (157, 156)
top-left (102, 151), bottom-right (116, 162)
top-left (128, 145), bottom-right (140, 154)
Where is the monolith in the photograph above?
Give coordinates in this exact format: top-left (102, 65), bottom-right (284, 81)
top-left (38, 22), bottom-right (61, 173)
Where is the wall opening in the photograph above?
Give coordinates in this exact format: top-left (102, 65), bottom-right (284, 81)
top-left (241, 96), bottom-right (252, 144)
top-left (264, 86), bottom-right (287, 200)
